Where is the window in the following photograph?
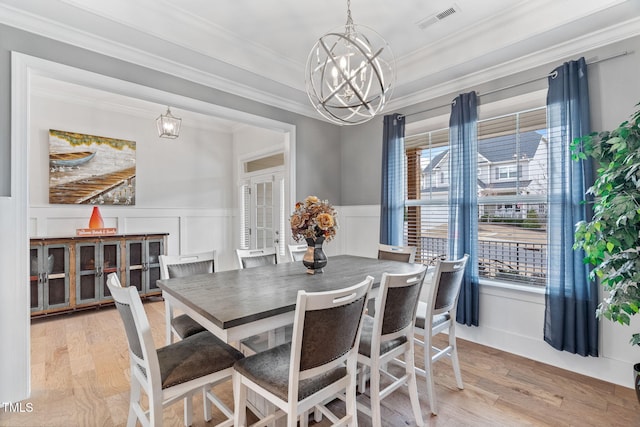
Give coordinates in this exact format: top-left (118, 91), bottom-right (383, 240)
top-left (496, 165), bottom-right (520, 180)
top-left (405, 107), bottom-right (548, 286)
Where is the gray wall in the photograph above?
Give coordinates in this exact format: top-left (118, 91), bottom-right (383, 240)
top-left (339, 35), bottom-right (640, 206)
top-left (0, 23), bottom-right (342, 204)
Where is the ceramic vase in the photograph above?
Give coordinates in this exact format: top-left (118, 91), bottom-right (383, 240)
top-left (303, 236), bottom-right (327, 274)
top-left (89, 206), bottom-right (104, 229)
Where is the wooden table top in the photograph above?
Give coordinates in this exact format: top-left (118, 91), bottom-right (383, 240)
top-left (157, 255), bottom-right (426, 330)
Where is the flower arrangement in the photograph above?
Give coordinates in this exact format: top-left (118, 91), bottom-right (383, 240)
top-left (290, 196), bottom-right (338, 242)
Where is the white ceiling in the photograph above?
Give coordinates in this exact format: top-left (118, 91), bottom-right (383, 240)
top-left (2, 0), bottom-right (640, 122)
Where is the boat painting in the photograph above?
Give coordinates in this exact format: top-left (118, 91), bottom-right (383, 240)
top-left (49, 151), bottom-right (96, 167)
top-left (49, 129), bottom-right (136, 205)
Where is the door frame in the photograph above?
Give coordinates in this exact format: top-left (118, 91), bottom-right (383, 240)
top-left (6, 52), bottom-right (296, 401)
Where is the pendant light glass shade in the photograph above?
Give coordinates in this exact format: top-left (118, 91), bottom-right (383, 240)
top-left (156, 107), bottom-right (181, 139)
top-left (305, 1), bottom-right (395, 125)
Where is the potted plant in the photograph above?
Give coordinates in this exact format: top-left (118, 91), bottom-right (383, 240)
top-left (572, 102), bottom-right (640, 402)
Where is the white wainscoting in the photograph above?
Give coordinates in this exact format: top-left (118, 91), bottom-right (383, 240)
top-left (28, 203), bottom-right (640, 388)
top-left (337, 204), bottom-right (639, 389)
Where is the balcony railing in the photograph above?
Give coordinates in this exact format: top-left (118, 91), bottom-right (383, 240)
top-left (416, 237), bottom-right (547, 286)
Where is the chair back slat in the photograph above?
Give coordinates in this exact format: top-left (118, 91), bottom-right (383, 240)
top-left (291, 276), bottom-right (372, 381)
top-left (377, 244), bottom-right (416, 264)
top-left (236, 248), bottom-right (277, 269)
top-left (167, 259), bottom-right (213, 278)
top-left (382, 268), bottom-right (426, 335)
top-left (381, 271), bottom-right (426, 335)
top-left (431, 255), bottom-right (469, 314)
top-left (159, 251), bottom-right (216, 280)
top-left (114, 300), bottom-right (145, 360)
top-left (241, 254), bottom-right (276, 269)
top-left (106, 273), bottom-right (157, 373)
top-left (300, 295), bottom-right (368, 371)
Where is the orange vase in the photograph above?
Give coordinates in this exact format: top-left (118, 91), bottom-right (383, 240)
top-left (89, 206), bottom-right (104, 229)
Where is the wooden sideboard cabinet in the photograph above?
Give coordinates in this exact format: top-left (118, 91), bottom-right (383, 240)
top-left (29, 233), bottom-right (168, 317)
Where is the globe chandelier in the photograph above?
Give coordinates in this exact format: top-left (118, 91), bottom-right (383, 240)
top-left (305, 0), bottom-right (395, 126)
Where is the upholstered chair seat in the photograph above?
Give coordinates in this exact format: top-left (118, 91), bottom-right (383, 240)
top-left (358, 315), bottom-right (408, 358)
top-left (155, 331), bottom-right (243, 389)
top-left (233, 343), bottom-right (347, 402)
top-left (170, 315), bottom-right (207, 340)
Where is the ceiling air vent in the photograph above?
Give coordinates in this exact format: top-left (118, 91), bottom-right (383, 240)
top-left (416, 4), bottom-right (460, 30)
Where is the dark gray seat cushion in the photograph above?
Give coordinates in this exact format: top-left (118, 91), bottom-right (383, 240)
top-left (233, 343), bottom-right (346, 402)
top-left (156, 331), bottom-right (244, 389)
top-left (358, 315), bottom-right (407, 358)
top-left (171, 314), bottom-right (206, 339)
top-left (415, 309), bottom-right (450, 330)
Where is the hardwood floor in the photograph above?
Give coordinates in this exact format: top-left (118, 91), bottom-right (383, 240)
top-left (0, 299), bottom-right (637, 426)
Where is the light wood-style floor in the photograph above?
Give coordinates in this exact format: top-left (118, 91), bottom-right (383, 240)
top-left (0, 299), bottom-right (637, 427)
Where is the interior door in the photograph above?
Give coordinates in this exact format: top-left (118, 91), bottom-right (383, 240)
top-left (250, 173), bottom-right (283, 253)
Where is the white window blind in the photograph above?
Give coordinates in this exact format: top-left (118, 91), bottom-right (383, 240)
top-left (405, 107), bottom-right (548, 286)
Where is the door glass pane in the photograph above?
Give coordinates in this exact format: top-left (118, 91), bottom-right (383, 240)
top-left (79, 275), bottom-right (96, 300)
top-left (255, 181), bottom-right (273, 249)
top-left (48, 278), bottom-right (66, 305)
top-left (129, 242), bottom-right (142, 265)
top-left (129, 270), bottom-right (142, 292)
top-left (148, 241), bottom-right (161, 264)
top-left (30, 280), bottom-right (39, 309)
top-left (103, 243), bottom-right (118, 274)
top-left (80, 246), bottom-right (96, 271)
top-left (48, 247), bottom-right (66, 274)
top-left (30, 248), bottom-right (38, 277)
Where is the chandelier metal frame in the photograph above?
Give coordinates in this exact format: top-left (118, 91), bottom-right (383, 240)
top-left (305, 0), bottom-right (395, 125)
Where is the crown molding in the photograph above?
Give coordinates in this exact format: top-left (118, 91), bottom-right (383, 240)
top-left (0, 3), bottom-right (319, 120)
top-left (3, 2), bottom-right (638, 124)
top-left (59, 0), bottom-right (304, 90)
top-left (389, 15), bottom-right (640, 112)
top-left (396, 0), bottom-right (627, 78)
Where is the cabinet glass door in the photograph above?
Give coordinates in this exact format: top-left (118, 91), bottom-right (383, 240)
top-left (77, 243), bottom-right (99, 304)
top-left (126, 240), bottom-right (144, 292)
top-left (100, 241), bottom-right (120, 299)
top-left (44, 245), bottom-right (69, 308)
top-left (146, 239), bottom-right (163, 292)
top-left (29, 246), bottom-right (43, 311)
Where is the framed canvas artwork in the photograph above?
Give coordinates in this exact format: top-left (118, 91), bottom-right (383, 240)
top-left (48, 129), bottom-right (136, 205)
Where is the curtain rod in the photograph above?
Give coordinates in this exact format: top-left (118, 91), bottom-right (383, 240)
top-left (399, 50), bottom-right (631, 119)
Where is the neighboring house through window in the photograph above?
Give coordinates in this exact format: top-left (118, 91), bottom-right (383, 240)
top-left (405, 106), bottom-right (547, 287)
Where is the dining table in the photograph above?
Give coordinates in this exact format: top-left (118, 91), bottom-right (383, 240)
top-left (157, 254), bottom-right (429, 346)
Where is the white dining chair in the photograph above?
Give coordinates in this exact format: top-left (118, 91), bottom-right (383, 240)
top-left (107, 273), bottom-right (243, 427)
top-left (232, 276), bottom-right (373, 427)
top-left (159, 251), bottom-right (215, 345)
top-left (288, 243), bottom-right (308, 262)
top-left (414, 254), bottom-right (469, 415)
top-left (356, 266), bottom-right (427, 427)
